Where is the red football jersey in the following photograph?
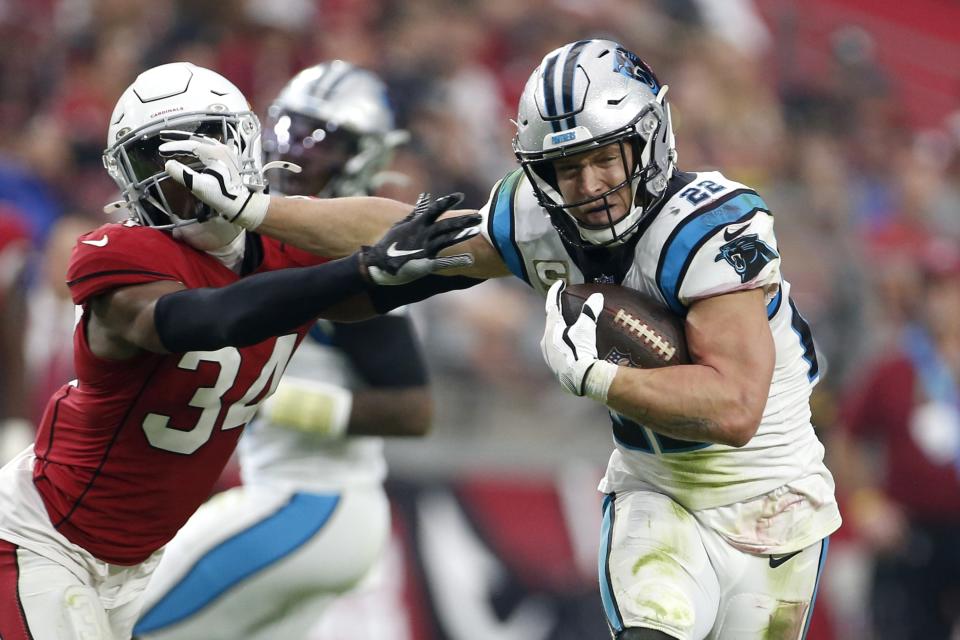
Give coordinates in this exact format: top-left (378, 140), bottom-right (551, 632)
top-left (32, 222), bottom-right (328, 564)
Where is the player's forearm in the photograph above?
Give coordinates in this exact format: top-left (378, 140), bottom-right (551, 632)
top-left (154, 254), bottom-right (368, 352)
top-left (604, 364), bottom-right (768, 447)
top-left (436, 214), bottom-right (513, 278)
top-left (258, 196), bottom-right (410, 256)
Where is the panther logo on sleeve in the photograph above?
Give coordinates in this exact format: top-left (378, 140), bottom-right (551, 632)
top-left (714, 234), bottom-right (779, 283)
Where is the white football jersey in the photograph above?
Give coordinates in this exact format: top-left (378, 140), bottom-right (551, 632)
top-left (480, 169), bottom-right (840, 553)
top-left (238, 321), bottom-right (386, 492)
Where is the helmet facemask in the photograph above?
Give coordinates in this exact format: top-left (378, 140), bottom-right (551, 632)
top-left (516, 91), bottom-right (674, 248)
top-left (103, 110), bottom-right (262, 237)
top-left (262, 108), bottom-right (366, 197)
top-left (512, 40), bottom-right (677, 248)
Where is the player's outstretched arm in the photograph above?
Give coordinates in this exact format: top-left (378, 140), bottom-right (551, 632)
top-left (88, 255), bottom-right (377, 357)
top-left (87, 195), bottom-right (480, 357)
top-left (161, 134), bottom-right (513, 276)
top-left (161, 133), bottom-right (413, 256)
top-left (541, 282), bottom-right (774, 447)
top-left (257, 196), bottom-right (412, 257)
top-left (327, 201), bottom-right (514, 316)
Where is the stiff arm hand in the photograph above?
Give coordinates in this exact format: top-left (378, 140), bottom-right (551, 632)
top-left (159, 131), bottom-right (298, 229)
top-left (360, 192), bottom-right (479, 285)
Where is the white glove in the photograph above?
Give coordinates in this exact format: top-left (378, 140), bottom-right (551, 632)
top-left (540, 280), bottom-right (619, 402)
top-left (159, 132), bottom-right (297, 230)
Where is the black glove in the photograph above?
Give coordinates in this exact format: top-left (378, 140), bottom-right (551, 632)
top-left (360, 192), bottom-right (481, 285)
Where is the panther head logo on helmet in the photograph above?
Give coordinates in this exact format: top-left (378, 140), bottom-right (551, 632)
top-left (513, 39), bottom-right (677, 248)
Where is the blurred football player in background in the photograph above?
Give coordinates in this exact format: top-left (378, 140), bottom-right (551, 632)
top-left (170, 38), bottom-right (841, 640)
top-left (834, 238), bottom-right (960, 640)
top-left (134, 61), bottom-right (431, 640)
top-left (0, 61), bottom-right (477, 640)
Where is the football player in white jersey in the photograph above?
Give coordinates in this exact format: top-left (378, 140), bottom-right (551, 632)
top-left (133, 62), bottom-right (430, 640)
top-left (164, 39), bottom-right (841, 640)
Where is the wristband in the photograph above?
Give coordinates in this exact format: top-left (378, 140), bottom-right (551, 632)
top-left (261, 377), bottom-right (353, 438)
top-left (229, 191), bottom-right (270, 231)
top-left (583, 360), bottom-right (619, 403)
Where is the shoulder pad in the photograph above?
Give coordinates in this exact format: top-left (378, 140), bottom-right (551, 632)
top-left (67, 223), bottom-right (184, 305)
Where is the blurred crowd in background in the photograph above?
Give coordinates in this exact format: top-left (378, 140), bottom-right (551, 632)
top-left (1, 0), bottom-right (960, 637)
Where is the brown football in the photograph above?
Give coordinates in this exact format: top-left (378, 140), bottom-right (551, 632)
top-left (560, 283), bottom-right (690, 369)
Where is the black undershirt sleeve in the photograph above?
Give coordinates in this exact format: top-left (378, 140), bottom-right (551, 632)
top-left (332, 315), bottom-right (428, 387)
top-left (364, 274), bottom-right (486, 314)
top-left (155, 253), bottom-right (368, 353)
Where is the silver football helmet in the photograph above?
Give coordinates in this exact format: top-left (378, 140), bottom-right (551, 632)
top-left (262, 60), bottom-right (407, 197)
top-left (513, 39), bottom-right (677, 247)
top-left (102, 62), bottom-right (264, 250)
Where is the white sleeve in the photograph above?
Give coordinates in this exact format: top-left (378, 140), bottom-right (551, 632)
top-left (678, 209), bottom-right (781, 306)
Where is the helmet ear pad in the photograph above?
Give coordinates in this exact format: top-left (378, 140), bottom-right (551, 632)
top-left (629, 136), bottom-right (649, 209)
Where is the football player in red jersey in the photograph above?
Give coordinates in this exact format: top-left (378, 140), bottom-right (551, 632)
top-left (0, 62), bottom-right (479, 640)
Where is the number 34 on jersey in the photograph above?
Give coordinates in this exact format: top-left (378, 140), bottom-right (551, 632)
top-left (143, 335), bottom-right (297, 454)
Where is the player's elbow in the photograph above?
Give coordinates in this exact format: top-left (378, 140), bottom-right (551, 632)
top-left (718, 391), bottom-right (764, 447)
top-left (719, 421), bottom-right (758, 448)
top-left (391, 389), bottom-right (433, 437)
top-left (319, 294), bottom-right (379, 322)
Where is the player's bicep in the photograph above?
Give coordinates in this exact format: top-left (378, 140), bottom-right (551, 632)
top-left (685, 289), bottom-right (774, 405)
top-left (88, 280), bottom-right (186, 358)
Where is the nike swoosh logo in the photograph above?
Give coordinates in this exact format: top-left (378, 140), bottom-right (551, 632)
top-left (386, 242), bottom-right (422, 258)
top-left (81, 236), bottom-right (109, 247)
top-left (723, 224), bottom-right (750, 242)
top-left (768, 549), bottom-right (802, 568)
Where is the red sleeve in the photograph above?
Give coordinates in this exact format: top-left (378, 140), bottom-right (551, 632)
top-left (261, 235), bottom-right (331, 269)
top-left (66, 223), bottom-right (186, 305)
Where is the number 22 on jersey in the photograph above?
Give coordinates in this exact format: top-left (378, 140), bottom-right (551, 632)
top-left (142, 334), bottom-right (298, 454)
